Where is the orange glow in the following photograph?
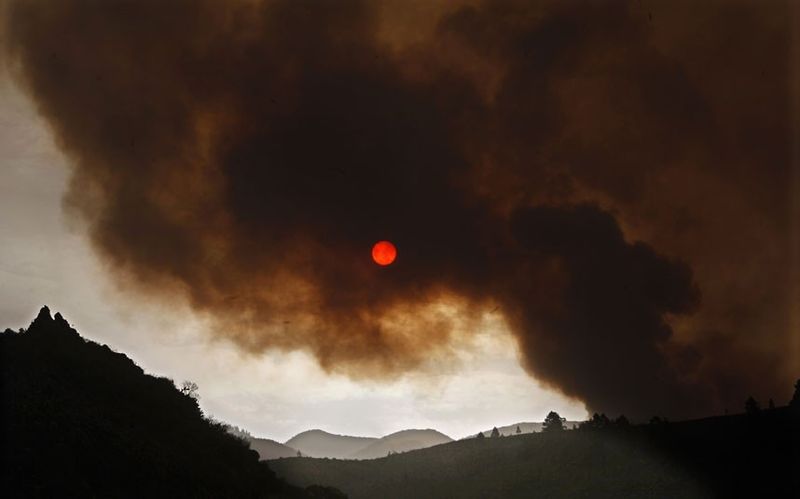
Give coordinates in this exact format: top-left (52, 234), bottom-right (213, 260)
top-left (372, 240), bottom-right (397, 266)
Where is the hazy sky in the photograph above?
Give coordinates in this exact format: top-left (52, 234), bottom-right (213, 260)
top-left (0, 65), bottom-right (587, 441)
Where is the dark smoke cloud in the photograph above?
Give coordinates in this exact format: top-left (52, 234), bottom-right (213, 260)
top-left (3, 0), bottom-right (796, 419)
top-left (506, 204), bottom-right (704, 417)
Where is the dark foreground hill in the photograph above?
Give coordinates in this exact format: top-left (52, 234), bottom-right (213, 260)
top-left (0, 307), bottom-right (345, 499)
top-left (271, 409), bottom-right (799, 499)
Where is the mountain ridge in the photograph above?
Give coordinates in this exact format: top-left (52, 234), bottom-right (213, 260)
top-left (285, 429), bottom-right (378, 459)
top-left (349, 429), bottom-right (453, 460)
top-left (275, 428), bottom-right (454, 460)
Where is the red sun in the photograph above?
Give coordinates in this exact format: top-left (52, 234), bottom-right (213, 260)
top-left (372, 240), bottom-right (397, 266)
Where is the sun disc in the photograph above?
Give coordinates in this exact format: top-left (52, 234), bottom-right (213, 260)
top-left (372, 240), bottom-right (397, 266)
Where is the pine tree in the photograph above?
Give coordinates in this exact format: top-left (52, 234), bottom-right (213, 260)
top-left (745, 396), bottom-right (760, 415)
top-left (543, 411), bottom-right (565, 432)
top-left (791, 379), bottom-right (800, 408)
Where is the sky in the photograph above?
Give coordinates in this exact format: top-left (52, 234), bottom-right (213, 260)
top-left (1, 0), bottom-right (799, 438)
top-left (0, 67), bottom-right (587, 441)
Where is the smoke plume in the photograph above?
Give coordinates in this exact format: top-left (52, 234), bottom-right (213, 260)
top-left (3, 0), bottom-right (797, 419)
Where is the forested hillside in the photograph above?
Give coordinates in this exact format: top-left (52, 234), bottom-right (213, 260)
top-left (271, 407), bottom-right (799, 498)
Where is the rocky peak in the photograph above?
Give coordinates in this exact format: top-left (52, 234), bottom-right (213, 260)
top-left (27, 306), bottom-right (79, 339)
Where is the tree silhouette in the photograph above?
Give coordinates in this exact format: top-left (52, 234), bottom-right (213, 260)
top-left (791, 379), bottom-right (800, 408)
top-left (614, 415), bottom-right (630, 427)
top-left (490, 427), bottom-right (500, 438)
top-left (580, 413), bottom-right (610, 430)
top-left (744, 396), bottom-right (760, 415)
top-left (543, 411), bottom-right (565, 432)
top-left (476, 431), bottom-right (485, 439)
top-left (515, 425), bottom-right (521, 434)
top-left (180, 380), bottom-right (199, 400)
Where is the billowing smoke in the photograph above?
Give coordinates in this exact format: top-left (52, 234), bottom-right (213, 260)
top-left (3, 0), bottom-right (796, 419)
top-left (506, 205), bottom-right (703, 417)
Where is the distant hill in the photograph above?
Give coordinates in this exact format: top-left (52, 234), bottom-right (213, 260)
top-left (271, 410), bottom-right (800, 498)
top-left (282, 429), bottom-right (453, 460)
top-left (285, 430), bottom-right (378, 459)
top-left (251, 437), bottom-right (301, 460)
top-left (349, 429), bottom-right (452, 459)
top-left (0, 307), bottom-right (344, 499)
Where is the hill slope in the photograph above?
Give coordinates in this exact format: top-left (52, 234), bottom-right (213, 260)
top-left (250, 437), bottom-right (301, 460)
top-left (0, 307), bottom-right (344, 499)
top-left (271, 411), bottom-right (800, 498)
top-left (350, 429), bottom-right (452, 459)
top-left (285, 430), bottom-right (378, 459)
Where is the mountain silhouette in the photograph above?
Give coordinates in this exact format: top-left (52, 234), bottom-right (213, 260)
top-left (0, 307), bottom-right (345, 498)
top-left (284, 430), bottom-right (378, 459)
top-left (349, 429), bottom-right (452, 459)
top-left (281, 429), bottom-right (453, 460)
